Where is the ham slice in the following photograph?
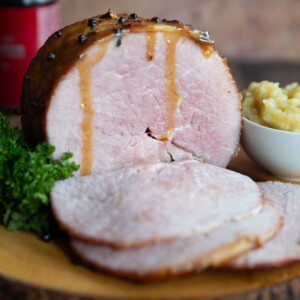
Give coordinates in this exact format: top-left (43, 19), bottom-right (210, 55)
top-left (71, 201), bottom-right (282, 281)
top-left (51, 161), bottom-right (263, 248)
top-left (21, 11), bottom-right (241, 175)
top-left (229, 181), bottom-right (300, 269)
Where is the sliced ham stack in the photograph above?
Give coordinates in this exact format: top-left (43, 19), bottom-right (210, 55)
top-left (51, 161), bottom-right (263, 247)
top-left (21, 11), bottom-right (241, 175)
top-left (50, 161), bottom-right (283, 280)
top-left (228, 181), bottom-right (300, 269)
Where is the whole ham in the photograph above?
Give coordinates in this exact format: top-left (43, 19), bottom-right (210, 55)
top-left (229, 181), bottom-right (300, 269)
top-left (71, 201), bottom-right (282, 280)
top-left (51, 161), bottom-right (263, 248)
top-left (21, 11), bottom-right (241, 175)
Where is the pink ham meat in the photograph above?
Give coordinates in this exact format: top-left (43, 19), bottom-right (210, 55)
top-left (71, 202), bottom-right (282, 280)
top-left (21, 11), bottom-right (241, 175)
top-left (51, 160), bottom-right (263, 248)
top-left (229, 182), bottom-right (300, 269)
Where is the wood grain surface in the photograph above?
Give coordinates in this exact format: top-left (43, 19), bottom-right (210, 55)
top-left (1, 148), bottom-right (300, 300)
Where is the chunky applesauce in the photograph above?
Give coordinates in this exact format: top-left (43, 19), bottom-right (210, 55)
top-left (243, 81), bottom-right (300, 132)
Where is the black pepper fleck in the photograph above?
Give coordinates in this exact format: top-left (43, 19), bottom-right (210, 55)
top-left (47, 52), bottom-right (56, 61)
top-left (199, 31), bottom-right (211, 43)
top-left (54, 31), bottom-right (62, 38)
top-left (128, 13), bottom-right (138, 20)
top-left (100, 10), bottom-right (113, 19)
top-left (114, 28), bottom-right (123, 47)
top-left (116, 38), bottom-right (122, 48)
top-left (40, 233), bottom-right (52, 242)
top-left (114, 28), bottom-right (122, 35)
top-left (78, 34), bottom-right (88, 44)
top-left (163, 19), bottom-right (180, 23)
top-left (151, 17), bottom-right (161, 23)
top-left (88, 18), bottom-right (99, 28)
top-left (118, 16), bottom-right (126, 24)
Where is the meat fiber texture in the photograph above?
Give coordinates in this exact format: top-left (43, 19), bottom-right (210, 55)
top-left (228, 181), bottom-right (300, 269)
top-left (71, 201), bottom-right (282, 280)
top-left (21, 12), bottom-right (241, 175)
top-left (51, 161), bottom-right (263, 248)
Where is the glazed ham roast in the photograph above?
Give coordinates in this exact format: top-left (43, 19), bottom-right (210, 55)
top-left (51, 161), bottom-right (263, 247)
top-left (21, 11), bottom-right (288, 280)
top-left (21, 10), bottom-right (241, 175)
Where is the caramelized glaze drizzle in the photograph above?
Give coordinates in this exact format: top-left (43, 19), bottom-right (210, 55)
top-left (91, 39), bottom-right (110, 65)
top-left (76, 24), bottom-right (213, 170)
top-left (201, 43), bottom-right (214, 58)
top-left (78, 58), bottom-right (93, 176)
top-left (162, 31), bottom-right (181, 139)
top-left (145, 31), bottom-right (156, 60)
top-left (79, 41), bottom-right (109, 175)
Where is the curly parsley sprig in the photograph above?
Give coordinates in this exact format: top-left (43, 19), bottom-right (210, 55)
top-left (0, 113), bottom-right (79, 234)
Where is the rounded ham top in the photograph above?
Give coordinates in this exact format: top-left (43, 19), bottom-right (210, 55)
top-left (21, 11), bottom-right (242, 175)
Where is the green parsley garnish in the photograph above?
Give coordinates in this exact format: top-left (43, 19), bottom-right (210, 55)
top-left (0, 113), bottom-right (79, 234)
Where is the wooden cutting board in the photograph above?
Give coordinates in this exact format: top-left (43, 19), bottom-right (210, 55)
top-left (1, 148), bottom-right (300, 300)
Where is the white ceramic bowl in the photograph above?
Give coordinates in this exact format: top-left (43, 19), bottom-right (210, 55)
top-left (241, 117), bottom-right (300, 182)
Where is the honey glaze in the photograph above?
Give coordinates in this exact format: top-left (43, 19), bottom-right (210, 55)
top-left (78, 41), bottom-right (109, 175)
top-left (200, 43), bottom-right (214, 59)
top-left (137, 24), bottom-right (214, 140)
top-left (161, 31), bottom-right (181, 139)
top-left (145, 30), bottom-right (157, 61)
top-left (78, 58), bottom-right (93, 176)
